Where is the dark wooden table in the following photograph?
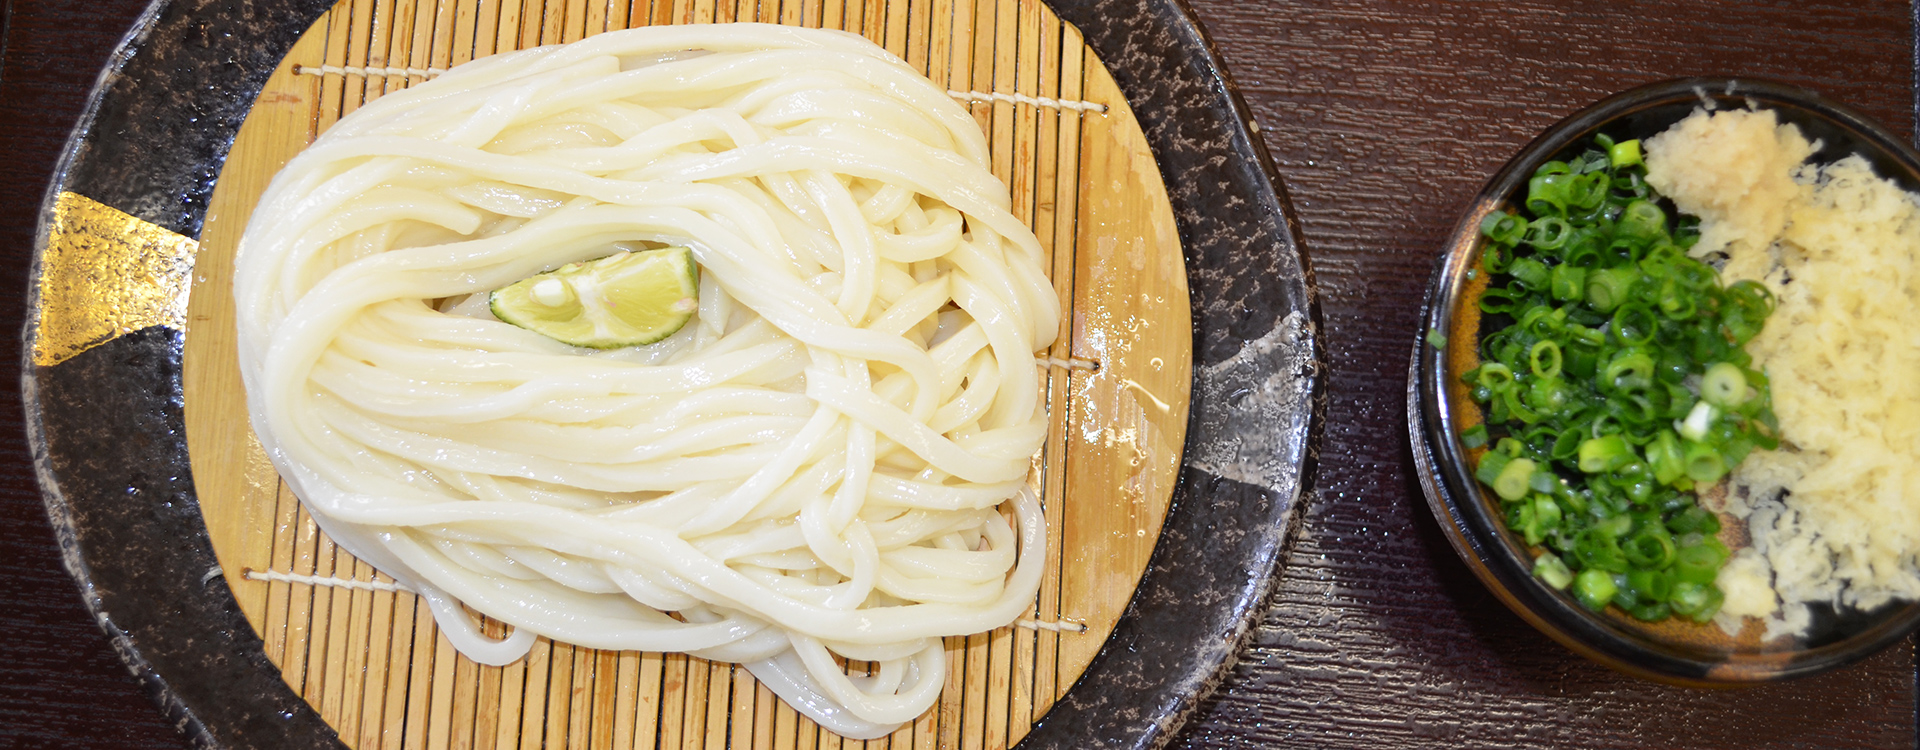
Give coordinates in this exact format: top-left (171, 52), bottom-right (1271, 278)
top-left (2, 1), bottom-right (1915, 748)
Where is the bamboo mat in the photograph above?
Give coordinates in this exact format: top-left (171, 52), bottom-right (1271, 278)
top-left (181, 0), bottom-right (1191, 747)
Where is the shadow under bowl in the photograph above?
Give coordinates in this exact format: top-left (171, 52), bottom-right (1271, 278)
top-left (1408, 77), bottom-right (1920, 685)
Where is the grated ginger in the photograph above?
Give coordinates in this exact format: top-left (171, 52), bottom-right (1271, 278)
top-left (1645, 107), bottom-right (1920, 639)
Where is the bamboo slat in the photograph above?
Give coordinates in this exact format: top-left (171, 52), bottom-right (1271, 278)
top-left (181, 0), bottom-right (1192, 746)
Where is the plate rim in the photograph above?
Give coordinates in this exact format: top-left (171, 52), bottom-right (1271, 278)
top-left (21, 0), bottom-right (1323, 747)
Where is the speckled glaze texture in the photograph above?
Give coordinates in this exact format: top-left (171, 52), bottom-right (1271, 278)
top-left (1026, 1), bottom-right (1321, 748)
top-left (22, 0), bottom-right (1320, 748)
top-left (61, 0), bottom-right (337, 238)
top-left (25, 0), bottom-right (344, 747)
top-left (25, 326), bottom-right (344, 749)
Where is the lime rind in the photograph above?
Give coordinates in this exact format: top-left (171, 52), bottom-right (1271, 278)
top-left (489, 246), bottom-right (699, 349)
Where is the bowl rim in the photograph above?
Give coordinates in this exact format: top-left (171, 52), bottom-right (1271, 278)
top-left (1409, 75), bottom-right (1920, 685)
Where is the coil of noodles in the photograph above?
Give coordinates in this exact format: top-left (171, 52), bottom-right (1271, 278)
top-left (232, 24), bottom-right (1060, 738)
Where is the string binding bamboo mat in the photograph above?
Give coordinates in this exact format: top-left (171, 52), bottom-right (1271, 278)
top-left (182, 0), bottom-right (1192, 747)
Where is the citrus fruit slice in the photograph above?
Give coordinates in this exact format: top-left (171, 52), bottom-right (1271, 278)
top-left (489, 246), bottom-right (699, 348)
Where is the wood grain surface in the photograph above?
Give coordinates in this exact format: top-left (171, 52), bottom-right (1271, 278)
top-left (2, 1), bottom-right (1916, 749)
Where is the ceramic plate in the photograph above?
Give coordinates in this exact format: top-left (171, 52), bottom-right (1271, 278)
top-left (23, 0), bottom-right (1320, 747)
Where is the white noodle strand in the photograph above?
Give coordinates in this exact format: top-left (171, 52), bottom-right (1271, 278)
top-left (237, 25), bottom-right (1059, 739)
top-left (291, 62), bottom-right (1111, 114)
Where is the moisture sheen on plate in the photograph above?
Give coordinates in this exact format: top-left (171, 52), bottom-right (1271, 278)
top-left (231, 24), bottom-right (1060, 739)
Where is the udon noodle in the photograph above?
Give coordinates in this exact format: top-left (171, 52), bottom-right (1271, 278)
top-left (233, 24), bottom-right (1059, 738)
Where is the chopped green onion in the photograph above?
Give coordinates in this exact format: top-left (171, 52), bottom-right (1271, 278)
top-left (1602, 350), bottom-right (1656, 393)
top-left (1574, 526), bottom-right (1629, 573)
top-left (1669, 580), bottom-right (1724, 622)
top-left (1549, 264), bottom-right (1588, 302)
top-left (1585, 266), bottom-right (1640, 312)
top-left (1549, 429), bottom-right (1584, 460)
top-left (1673, 538), bottom-right (1727, 585)
top-left (1529, 340), bottom-right (1563, 379)
top-left (1654, 278), bottom-right (1697, 320)
top-left (1508, 256), bottom-right (1552, 290)
top-left (1476, 362), bottom-right (1514, 389)
top-left (1525, 217), bottom-right (1574, 251)
top-left (1482, 242), bottom-right (1516, 274)
top-left (1623, 528), bottom-right (1676, 569)
top-left (1677, 401), bottom-right (1717, 441)
top-left (1475, 450), bottom-right (1513, 488)
top-left (1646, 430), bottom-right (1685, 485)
top-left (1479, 286), bottom-right (1520, 313)
top-left (1535, 553), bottom-right (1574, 590)
top-left (1493, 457), bottom-right (1537, 501)
top-left (1533, 494), bottom-right (1563, 529)
top-left (1527, 172), bottom-right (1574, 216)
top-left (1525, 378), bottom-right (1574, 417)
top-left (1563, 233), bottom-right (1604, 268)
top-left (1626, 567), bottom-right (1673, 603)
top-left (1458, 131), bottom-right (1778, 626)
top-left (1727, 279), bottom-right (1775, 317)
top-left (1683, 439), bottom-right (1727, 484)
top-left (1481, 212), bottom-right (1527, 246)
top-left (1626, 599), bottom-right (1673, 622)
top-left (1578, 434), bottom-right (1634, 473)
top-left (1701, 362), bottom-right (1748, 406)
top-left (1615, 199), bottom-right (1667, 244)
top-left (1608, 139), bottom-right (1643, 168)
top-left (1574, 569), bottom-right (1618, 611)
top-left (1610, 304), bottom-right (1659, 347)
top-left (1567, 172), bottom-right (1609, 211)
top-left (1666, 506), bottom-right (1721, 536)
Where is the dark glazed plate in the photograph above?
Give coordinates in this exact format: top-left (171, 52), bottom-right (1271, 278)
top-left (1409, 77), bottom-right (1920, 685)
top-left (21, 0), bottom-right (1321, 748)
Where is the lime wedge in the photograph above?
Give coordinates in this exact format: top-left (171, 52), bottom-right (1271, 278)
top-left (489, 246), bottom-right (699, 348)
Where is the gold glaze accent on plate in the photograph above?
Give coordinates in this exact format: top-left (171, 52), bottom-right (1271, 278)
top-left (32, 191), bottom-right (197, 367)
top-left (182, 0), bottom-right (1192, 747)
